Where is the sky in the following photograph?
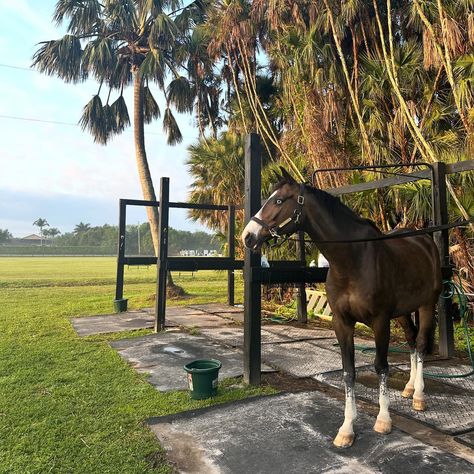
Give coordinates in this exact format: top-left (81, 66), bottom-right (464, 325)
top-left (0, 0), bottom-right (203, 238)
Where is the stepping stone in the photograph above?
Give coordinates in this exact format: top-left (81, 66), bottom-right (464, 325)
top-left (110, 332), bottom-right (273, 392)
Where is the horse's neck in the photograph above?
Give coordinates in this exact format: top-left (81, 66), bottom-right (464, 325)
top-left (303, 190), bottom-right (381, 269)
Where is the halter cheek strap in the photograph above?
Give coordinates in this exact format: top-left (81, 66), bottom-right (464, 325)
top-left (250, 183), bottom-right (306, 238)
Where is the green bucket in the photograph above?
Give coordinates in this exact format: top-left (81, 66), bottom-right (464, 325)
top-left (184, 359), bottom-right (222, 400)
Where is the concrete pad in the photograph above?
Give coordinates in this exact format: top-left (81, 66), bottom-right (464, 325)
top-left (71, 311), bottom-right (155, 336)
top-left (264, 325), bottom-right (335, 341)
top-left (262, 341), bottom-right (373, 377)
top-left (455, 431), bottom-right (474, 449)
top-left (167, 312), bottom-right (234, 328)
top-left (148, 391), bottom-right (473, 474)
top-left (197, 327), bottom-right (295, 348)
top-left (318, 366), bottom-right (474, 435)
top-left (110, 332), bottom-right (273, 391)
top-left (217, 312), bottom-right (244, 323)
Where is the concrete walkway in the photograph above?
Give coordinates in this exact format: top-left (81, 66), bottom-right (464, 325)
top-left (71, 304), bottom-right (474, 470)
top-left (148, 391), bottom-right (473, 474)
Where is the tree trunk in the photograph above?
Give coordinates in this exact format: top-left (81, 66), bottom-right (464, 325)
top-left (133, 69), bottom-right (160, 256)
top-left (133, 68), bottom-right (181, 290)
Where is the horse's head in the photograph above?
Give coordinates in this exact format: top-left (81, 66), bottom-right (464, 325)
top-left (242, 167), bottom-right (305, 251)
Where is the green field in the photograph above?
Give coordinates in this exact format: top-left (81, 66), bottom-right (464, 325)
top-left (0, 257), bottom-right (269, 474)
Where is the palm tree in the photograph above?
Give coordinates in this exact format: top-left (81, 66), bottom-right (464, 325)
top-left (0, 229), bottom-right (12, 244)
top-left (32, 0), bottom-right (203, 255)
top-left (44, 227), bottom-right (62, 242)
top-left (33, 218), bottom-right (49, 246)
top-left (73, 222), bottom-right (91, 235)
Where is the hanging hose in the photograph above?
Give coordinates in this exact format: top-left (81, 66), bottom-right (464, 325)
top-left (423, 274), bottom-right (474, 379)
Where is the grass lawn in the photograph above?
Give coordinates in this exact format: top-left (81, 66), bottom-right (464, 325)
top-left (0, 257), bottom-right (271, 473)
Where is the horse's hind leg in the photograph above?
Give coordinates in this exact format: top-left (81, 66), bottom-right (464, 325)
top-left (332, 316), bottom-right (356, 448)
top-left (396, 314), bottom-right (418, 398)
top-left (412, 304), bottom-right (435, 411)
top-left (373, 318), bottom-right (392, 434)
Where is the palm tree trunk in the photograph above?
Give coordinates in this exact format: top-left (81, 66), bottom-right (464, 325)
top-left (133, 68), bottom-right (181, 290)
top-left (133, 68), bottom-right (160, 256)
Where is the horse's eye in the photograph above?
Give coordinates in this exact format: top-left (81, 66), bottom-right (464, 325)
top-left (276, 198), bottom-right (283, 205)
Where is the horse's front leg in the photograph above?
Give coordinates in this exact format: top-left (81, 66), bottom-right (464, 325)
top-left (373, 318), bottom-right (392, 434)
top-left (333, 317), bottom-right (356, 448)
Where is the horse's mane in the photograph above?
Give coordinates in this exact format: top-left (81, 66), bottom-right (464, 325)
top-left (273, 178), bottom-right (382, 234)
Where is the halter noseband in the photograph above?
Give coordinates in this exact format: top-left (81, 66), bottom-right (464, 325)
top-left (250, 183), bottom-right (306, 239)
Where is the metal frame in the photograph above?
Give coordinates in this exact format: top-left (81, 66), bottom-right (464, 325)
top-left (114, 192), bottom-right (241, 329)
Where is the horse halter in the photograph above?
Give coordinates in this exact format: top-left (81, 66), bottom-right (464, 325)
top-left (250, 183), bottom-right (306, 239)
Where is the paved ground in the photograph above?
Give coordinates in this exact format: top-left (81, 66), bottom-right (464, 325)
top-left (71, 303), bottom-right (474, 467)
top-left (148, 391), bottom-right (474, 474)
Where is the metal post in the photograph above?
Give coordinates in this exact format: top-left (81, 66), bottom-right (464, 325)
top-left (154, 178), bottom-right (170, 332)
top-left (432, 162), bottom-right (454, 357)
top-left (227, 205), bottom-right (236, 306)
top-left (296, 231), bottom-right (308, 323)
top-left (244, 133), bottom-right (262, 385)
top-left (114, 199), bottom-right (128, 312)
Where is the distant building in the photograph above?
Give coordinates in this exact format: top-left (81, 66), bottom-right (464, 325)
top-left (20, 234), bottom-right (43, 245)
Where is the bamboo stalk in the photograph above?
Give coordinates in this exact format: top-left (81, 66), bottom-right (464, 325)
top-left (322, 0), bottom-right (371, 160)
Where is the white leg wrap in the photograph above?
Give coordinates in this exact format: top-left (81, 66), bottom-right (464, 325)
top-left (413, 352), bottom-right (426, 411)
top-left (377, 373), bottom-right (391, 422)
top-left (340, 384), bottom-right (357, 435)
top-left (402, 350), bottom-right (417, 397)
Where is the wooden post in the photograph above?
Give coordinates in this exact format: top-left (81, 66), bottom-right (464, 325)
top-left (432, 162), bottom-right (454, 357)
top-left (154, 178), bottom-right (170, 332)
top-left (296, 231), bottom-right (308, 323)
top-left (114, 199), bottom-right (128, 312)
top-left (227, 205), bottom-right (236, 306)
top-left (244, 133), bottom-right (262, 385)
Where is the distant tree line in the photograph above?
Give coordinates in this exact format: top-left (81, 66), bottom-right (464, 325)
top-left (54, 223), bottom-right (219, 256)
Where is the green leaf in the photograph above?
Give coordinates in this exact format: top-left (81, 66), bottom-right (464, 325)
top-left (163, 107), bottom-right (182, 145)
top-left (82, 37), bottom-right (117, 80)
top-left (140, 50), bottom-right (165, 87)
top-left (143, 86), bottom-right (161, 123)
top-left (167, 76), bottom-right (194, 113)
top-left (32, 35), bottom-right (85, 83)
top-left (79, 95), bottom-right (110, 144)
top-left (53, 0), bottom-right (102, 35)
top-left (110, 95), bottom-right (130, 132)
top-left (149, 13), bottom-right (178, 49)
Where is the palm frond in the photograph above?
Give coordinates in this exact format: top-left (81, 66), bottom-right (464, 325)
top-left (143, 86), bottom-right (161, 123)
top-left (163, 107), bottom-right (182, 145)
top-left (79, 95), bottom-right (111, 144)
top-left (82, 37), bottom-right (117, 80)
top-left (104, 0), bottom-right (138, 32)
top-left (149, 13), bottom-right (178, 49)
top-left (140, 50), bottom-right (166, 87)
top-left (32, 35), bottom-right (85, 83)
top-left (53, 0), bottom-right (102, 35)
top-left (167, 76), bottom-right (195, 113)
top-left (110, 95), bottom-right (130, 132)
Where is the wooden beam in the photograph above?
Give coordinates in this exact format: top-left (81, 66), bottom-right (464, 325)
top-left (445, 159), bottom-right (474, 175)
top-left (154, 177), bottom-right (170, 333)
top-left (244, 133), bottom-right (262, 385)
top-left (325, 169), bottom-right (431, 195)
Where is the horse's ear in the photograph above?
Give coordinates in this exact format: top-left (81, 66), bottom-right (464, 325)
top-left (273, 170), bottom-right (282, 182)
top-left (279, 166), bottom-right (296, 184)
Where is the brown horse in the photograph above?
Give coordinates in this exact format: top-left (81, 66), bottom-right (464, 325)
top-left (242, 168), bottom-right (441, 448)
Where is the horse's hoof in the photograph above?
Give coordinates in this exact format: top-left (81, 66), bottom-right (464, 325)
top-left (413, 397), bottom-right (426, 411)
top-left (333, 431), bottom-right (354, 448)
top-left (401, 386), bottom-right (414, 398)
top-left (373, 418), bottom-right (392, 434)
